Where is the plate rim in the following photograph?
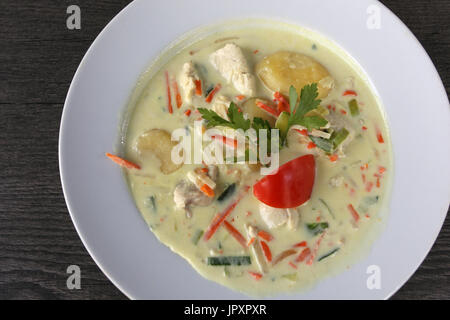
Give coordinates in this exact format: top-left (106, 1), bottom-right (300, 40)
top-left (59, 0), bottom-right (450, 300)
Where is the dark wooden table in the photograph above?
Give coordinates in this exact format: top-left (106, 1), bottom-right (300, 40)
top-left (0, 0), bottom-right (448, 300)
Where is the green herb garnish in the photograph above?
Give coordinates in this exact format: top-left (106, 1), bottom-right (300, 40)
top-left (192, 230), bottom-right (204, 245)
top-left (358, 195), bottom-right (379, 213)
top-left (204, 85), bottom-right (214, 97)
top-left (199, 102), bottom-right (250, 130)
top-left (198, 84), bottom-right (353, 159)
top-left (287, 84), bottom-right (328, 133)
top-left (348, 99), bottom-right (360, 116)
top-left (306, 222), bottom-right (329, 235)
top-left (318, 248), bottom-right (340, 261)
top-left (309, 135), bottom-right (333, 153)
top-left (308, 127), bottom-right (349, 154)
top-left (319, 198), bottom-right (335, 219)
top-left (217, 183), bottom-right (236, 202)
top-left (281, 273), bottom-right (298, 281)
top-left (146, 196), bottom-right (157, 213)
top-left (207, 256), bottom-right (251, 266)
top-left (199, 102), bottom-right (275, 159)
top-left (331, 128), bottom-right (350, 149)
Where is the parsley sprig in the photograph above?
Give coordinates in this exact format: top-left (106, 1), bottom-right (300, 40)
top-left (199, 102), bottom-right (273, 134)
top-left (287, 83), bottom-right (328, 133)
top-left (198, 83), bottom-right (333, 156)
top-left (198, 103), bottom-right (275, 158)
top-left (198, 102), bottom-right (251, 130)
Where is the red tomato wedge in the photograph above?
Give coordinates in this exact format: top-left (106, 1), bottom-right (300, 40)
top-left (253, 154), bottom-right (315, 208)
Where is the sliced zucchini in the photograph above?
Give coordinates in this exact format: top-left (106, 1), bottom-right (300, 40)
top-left (207, 256), bottom-right (251, 266)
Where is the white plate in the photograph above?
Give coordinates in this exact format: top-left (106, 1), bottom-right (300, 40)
top-left (59, 0), bottom-right (450, 299)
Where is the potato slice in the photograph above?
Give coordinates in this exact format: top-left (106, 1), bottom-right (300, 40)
top-left (135, 129), bottom-right (183, 174)
top-left (255, 51), bottom-right (333, 99)
top-left (242, 98), bottom-right (276, 127)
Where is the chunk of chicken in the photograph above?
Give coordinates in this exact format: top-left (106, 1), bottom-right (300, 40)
top-left (259, 202), bottom-right (288, 229)
top-left (173, 166), bottom-right (219, 217)
top-left (329, 174), bottom-right (344, 187)
top-left (178, 61), bottom-right (200, 104)
top-left (211, 95), bottom-right (231, 120)
top-left (209, 44), bottom-right (256, 96)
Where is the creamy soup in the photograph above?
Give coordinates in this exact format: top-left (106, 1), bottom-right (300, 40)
top-left (110, 21), bottom-right (392, 297)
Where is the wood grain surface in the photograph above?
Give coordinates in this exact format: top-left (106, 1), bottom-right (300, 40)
top-left (0, 0), bottom-right (448, 300)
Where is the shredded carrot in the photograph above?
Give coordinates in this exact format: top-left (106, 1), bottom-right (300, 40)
top-left (295, 247), bottom-right (311, 263)
top-left (200, 184), bottom-right (215, 198)
top-left (294, 129), bottom-right (308, 136)
top-left (211, 135), bottom-right (238, 148)
top-left (362, 174), bottom-right (366, 184)
top-left (247, 237), bottom-right (256, 247)
top-left (236, 95), bottom-right (246, 101)
top-left (105, 153), bottom-right (141, 170)
top-left (293, 241), bottom-right (307, 248)
top-left (194, 79), bottom-right (202, 96)
top-left (164, 71), bottom-right (173, 114)
top-left (255, 100), bottom-right (279, 117)
top-left (184, 109), bottom-right (191, 116)
top-left (329, 154), bottom-right (339, 162)
top-left (203, 186), bottom-right (250, 241)
top-left (172, 80), bottom-right (182, 108)
top-left (340, 109), bottom-right (347, 115)
top-left (223, 220), bottom-right (247, 249)
top-left (248, 271), bottom-right (263, 280)
top-left (205, 84), bottom-right (222, 103)
top-left (376, 177), bottom-right (381, 188)
top-left (272, 249), bottom-right (297, 265)
top-left (362, 126), bottom-right (368, 131)
top-left (260, 241), bottom-right (272, 262)
top-left (253, 49), bottom-right (259, 54)
top-left (347, 204), bottom-right (360, 222)
top-left (379, 166), bottom-right (386, 174)
top-left (288, 262), bottom-right (298, 269)
top-left (307, 142), bottom-right (316, 149)
top-left (257, 230), bottom-right (273, 242)
top-left (274, 92), bottom-right (290, 113)
top-left (376, 128), bottom-right (385, 143)
top-left (366, 181), bottom-right (374, 192)
top-left (276, 101), bottom-right (284, 114)
top-left (343, 90), bottom-right (357, 96)
top-left (306, 233), bottom-right (326, 265)
top-left (200, 167), bottom-right (209, 173)
top-left (274, 92), bottom-right (289, 106)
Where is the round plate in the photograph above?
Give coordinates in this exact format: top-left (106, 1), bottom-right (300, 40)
top-left (59, 0), bottom-right (449, 299)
